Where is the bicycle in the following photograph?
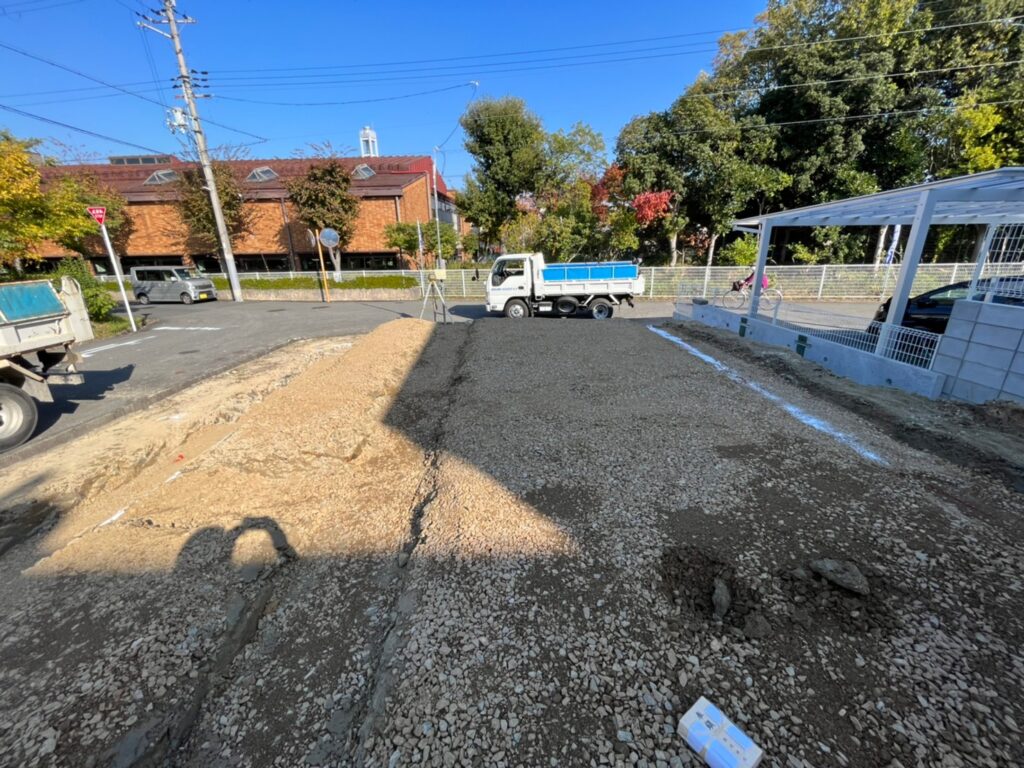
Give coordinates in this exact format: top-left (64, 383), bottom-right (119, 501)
top-left (720, 281), bottom-right (784, 311)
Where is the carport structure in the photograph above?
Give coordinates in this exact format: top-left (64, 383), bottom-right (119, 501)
top-left (735, 167), bottom-right (1024, 354)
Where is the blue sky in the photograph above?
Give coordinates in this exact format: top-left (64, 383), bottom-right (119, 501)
top-left (0, 0), bottom-right (764, 186)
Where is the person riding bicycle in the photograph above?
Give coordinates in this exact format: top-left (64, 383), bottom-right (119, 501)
top-left (732, 270), bottom-right (770, 293)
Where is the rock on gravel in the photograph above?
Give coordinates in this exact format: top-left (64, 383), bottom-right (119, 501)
top-left (809, 558), bottom-right (870, 595)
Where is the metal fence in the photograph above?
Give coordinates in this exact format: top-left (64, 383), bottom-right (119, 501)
top-left (744, 302), bottom-right (941, 369)
top-left (98, 262), bottom-right (1023, 301)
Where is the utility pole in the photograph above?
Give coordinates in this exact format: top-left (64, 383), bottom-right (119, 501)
top-left (432, 148), bottom-right (444, 265)
top-left (141, 1), bottom-right (244, 302)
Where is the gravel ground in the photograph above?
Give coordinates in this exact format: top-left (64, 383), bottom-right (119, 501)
top-left (0, 317), bottom-right (1022, 768)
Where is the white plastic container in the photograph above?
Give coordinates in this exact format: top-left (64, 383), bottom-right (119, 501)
top-left (678, 696), bottom-right (763, 768)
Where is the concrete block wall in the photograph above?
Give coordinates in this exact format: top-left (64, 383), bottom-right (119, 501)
top-left (933, 300), bottom-right (1024, 404)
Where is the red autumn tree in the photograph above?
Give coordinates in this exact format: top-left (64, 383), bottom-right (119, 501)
top-left (631, 190), bottom-right (673, 226)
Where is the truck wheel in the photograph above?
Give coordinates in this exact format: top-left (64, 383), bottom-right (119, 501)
top-left (180, 292), bottom-right (194, 305)
top-left (555, 297), bottom-right (578, 316)
top-left (504, 299), bottom-right (529, 319)
top-left (136, 293), bottom-right (150, 305)
top-left (590, 300), bottom-right (614, 320)
top-left (0, 383), bottom-right (38, 452)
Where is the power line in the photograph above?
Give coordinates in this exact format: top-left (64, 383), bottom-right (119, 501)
top-left (0, 0), bottom-right (83, 11)
top-left (213, 3), bottom-right (993, 76)
top-left (215, 81), bottom-right (477, 107)
top-left (0, 9), bottom-right (1009, 97)
top-left (665, 97), bottom-right (1024, 136)
top-left (188, 14), bottom-right (1023, 94)
top-left (0, 38), bottom-right (268, 141)
top-left (0, 102), bottom-right (168, 152)
top-left (212, 12), bottom-right (1019, 82)
top-left (688, 58), bottom-right (1024, 102)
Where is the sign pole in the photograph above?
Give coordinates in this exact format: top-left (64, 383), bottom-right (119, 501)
top-left (314, 229), bottom-right (331, 304)
top-left (88, 206), bottom-right (136, 333)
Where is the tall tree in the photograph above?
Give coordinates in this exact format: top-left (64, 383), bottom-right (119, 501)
top-left (0, 132), bottom-right (125, 266)
top-left (527, 122), bottom-right (608, 261)
top-left (175, 162), bottom-right (252, 256)
top-left (457, 97), bottom-right (545, 247)
top-left (384, 221), bottom-right (457, 263)
top-left (615, 112), bottom-right (690, 265)
top-left (288, 160), bottom-right (361, 270)
top-left (56, 173), bottom-right (134, 258)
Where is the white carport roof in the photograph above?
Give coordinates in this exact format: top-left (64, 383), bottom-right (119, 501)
top-left (735, 167), bottom-right (1024, 228)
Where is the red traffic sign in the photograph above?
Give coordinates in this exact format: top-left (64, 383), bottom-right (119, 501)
top-left (87, 206), bottom-right (107, 225)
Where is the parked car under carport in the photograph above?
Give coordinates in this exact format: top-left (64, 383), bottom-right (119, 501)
top-left (871, 276), bottom-right (1024, 334)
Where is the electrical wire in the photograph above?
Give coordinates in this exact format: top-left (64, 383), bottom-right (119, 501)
top-left (0, 0), bottom-right (83, 12)
top-left (0, 102), bottom-right (169, 152)
top-left (214, 3), bottom-right (995, 76)
top-left (0, 38), bottom-right (268, 141)
top-left (192, 16), bottom-right (1023, 94)
top-left (214, 81), bottom-right (476, 107)
top-left (685, 58), bottom-right (1024, 101)
top-left (664, 97), bottom-right (1024, 136)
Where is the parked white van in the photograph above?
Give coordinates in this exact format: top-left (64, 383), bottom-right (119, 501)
top-left (130, 267), bottom-right (218, 305)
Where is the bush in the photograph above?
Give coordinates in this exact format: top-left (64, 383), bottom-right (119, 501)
top-left (50, 258), bottom-right (115, 321)
top-left (716, 235), bottom-right (759, 266)
top-left (210, 275), bottom-right (420, 292)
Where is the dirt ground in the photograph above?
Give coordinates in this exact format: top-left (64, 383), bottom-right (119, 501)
top-left (0, 317), bottom-right (1022, 768)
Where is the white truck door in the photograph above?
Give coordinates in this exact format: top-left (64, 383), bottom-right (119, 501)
top-left (487, 256), bottom-right (530, 311)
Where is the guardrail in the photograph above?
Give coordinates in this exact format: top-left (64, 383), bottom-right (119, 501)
top-left (96, 262), bottom-right (1022, 301)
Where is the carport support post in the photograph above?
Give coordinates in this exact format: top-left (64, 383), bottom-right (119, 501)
top-left (968, 224), bottom-right (996, 295)
top-left (875, 190), bottom-right (935, 357)
top-left (747, 222), bottom-right (773, 317)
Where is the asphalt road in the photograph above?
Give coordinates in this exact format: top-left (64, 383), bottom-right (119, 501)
top-left (5, 298), bottom-right (676, 463)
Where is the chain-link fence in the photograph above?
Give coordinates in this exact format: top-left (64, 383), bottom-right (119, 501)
top-left (98, 262), bottom-right (1022, 301)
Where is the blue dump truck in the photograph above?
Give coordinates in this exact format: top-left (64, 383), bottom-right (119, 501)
top-left (0, 279), bottom-right (90, 452)
top-left (484, 253), bottom-right (646, 319)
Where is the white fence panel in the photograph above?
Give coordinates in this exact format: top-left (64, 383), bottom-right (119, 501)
top-left (94, 262), bottom-right (1023, 301)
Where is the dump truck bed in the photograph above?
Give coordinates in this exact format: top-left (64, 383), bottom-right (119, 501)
top-left (0, 280), bottom-right (76, 358)
top-left (535, 261), bottom-right (644, 297)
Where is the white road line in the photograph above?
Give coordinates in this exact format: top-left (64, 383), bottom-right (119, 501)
top-left (81, 336), bottom-right (156, 358)
top-left (647, 325), bottom-right (887, 466)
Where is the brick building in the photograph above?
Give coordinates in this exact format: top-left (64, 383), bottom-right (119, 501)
top-left (38, 155), bottom-right (466, 273)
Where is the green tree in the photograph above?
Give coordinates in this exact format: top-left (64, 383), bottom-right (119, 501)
top-left (0, 132), bottom-right (118, 266)
top-left (460, 230), bottom-right (480, 259)
top-left (288, 160), bottom-right (361, 271)
top-left (383, 221), bottom-right (457, 263)
top-left (55, 173), bottom-right (134, 258)
top-left (716, 234), bottom-right (759, 266)
top-left (175, 162), bottom-right (252, 255)
top-left (615, 112), bottom-right (691, 265)
top-left (457, 97), bottom-right (545, 247)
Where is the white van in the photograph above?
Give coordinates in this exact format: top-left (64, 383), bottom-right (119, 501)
top-left (130, 267), bottom-right (218, 305)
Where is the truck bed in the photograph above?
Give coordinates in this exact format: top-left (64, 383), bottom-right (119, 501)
top-left (536, 261), bottom-right (644, 297)
top-left (0, 281), bottom-right (76, 358)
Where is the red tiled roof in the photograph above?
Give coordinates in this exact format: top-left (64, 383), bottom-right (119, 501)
top-left (40, 154), bottom-right (451, 202)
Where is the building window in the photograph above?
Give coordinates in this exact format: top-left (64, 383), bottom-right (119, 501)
top-left (352, 163), bottom-right (376, 180)
top-left (246, 166), bottom-right (279, 183)
top-left (111, 155), bottom-right (175, 166)
top-left (143, 169), bottom-right (180, 185)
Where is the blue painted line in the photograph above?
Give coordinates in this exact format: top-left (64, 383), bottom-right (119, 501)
top-left (647, 325), bottom-right (887, 466)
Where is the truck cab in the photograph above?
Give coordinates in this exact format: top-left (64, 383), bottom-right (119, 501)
top-left (485, 253), bottom-right (644, 319)
top-left (486, 255), bottom-right (534, 317)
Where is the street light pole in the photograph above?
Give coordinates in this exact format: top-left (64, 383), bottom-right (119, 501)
top-left (158, 0), bottom-right (244, 302)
